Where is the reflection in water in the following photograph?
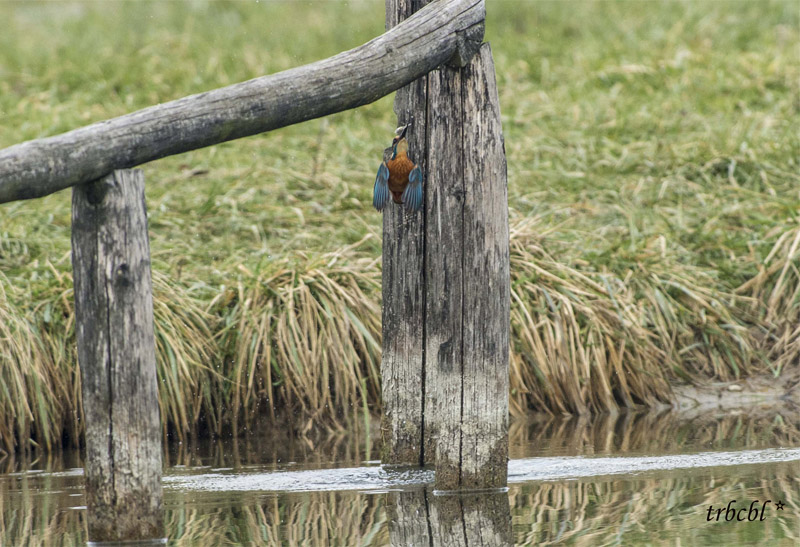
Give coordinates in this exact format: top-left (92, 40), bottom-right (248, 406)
top-left (165, 490), bottom-right (387, 545)
top-left (510, 462), bottom-right (800, 546)
top-left (161, 421), bottom-right (376, 470)
top-left (509, 408), bottom-right (800, 458)
top-left (2, 410), bottom-right (800, 545)
top-left (388, 490), bottom-right (511, 547)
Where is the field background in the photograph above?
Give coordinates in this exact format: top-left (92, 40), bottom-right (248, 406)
top-left (0, 0), bottom-right (798, 452)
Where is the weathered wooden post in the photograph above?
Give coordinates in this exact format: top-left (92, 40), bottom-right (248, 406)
top-left (71, 169), bottom-right (164, 542)
top-left (382, 0), bottom-right (510, 490)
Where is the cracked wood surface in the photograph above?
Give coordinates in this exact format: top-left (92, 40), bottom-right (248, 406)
top-left (381, 0), bottom-right (509, 490)
top-left (71, 170), bottom-right (163, 541)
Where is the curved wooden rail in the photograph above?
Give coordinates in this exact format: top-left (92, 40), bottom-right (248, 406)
top-left (0, 0), bottom-right (484, 204)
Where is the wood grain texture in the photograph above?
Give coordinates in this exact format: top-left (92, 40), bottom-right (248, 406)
top-left (387, 490), bottom-right (511, 547)
top-left (71, 170), bottom-right (163, 541)
top-left (0, 0), bottom-right (484, 204)
top-left (425, 44), bottom-right (509, 490)
top-left (425, 65), bottom-right (465, 488)
top-left (381, 4), bottom-right (508, 490)
top-left (459, 492), bottom-right (513, 547)
top-left (429, 495), bottom-right (467, 547)
top-left (380, 0), bottom-right (433, 466)
top-left (387, 490), bottom-right (432, 546)
top-left (430, 492), bottom-right (511, 547)
top-left (459, 43), bottom-right (510, 489)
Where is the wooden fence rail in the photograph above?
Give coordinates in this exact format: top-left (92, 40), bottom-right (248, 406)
top-left (0, 0), bottom-right (484, 204)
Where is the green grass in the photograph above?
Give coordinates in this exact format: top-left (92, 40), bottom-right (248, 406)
top-left (0, 0), bottom-right (798, 451)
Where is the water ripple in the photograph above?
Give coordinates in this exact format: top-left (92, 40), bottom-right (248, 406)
top-left (164, 447), bottom-right (800, 493)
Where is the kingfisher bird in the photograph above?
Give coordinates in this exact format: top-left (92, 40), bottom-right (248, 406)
top-left (372, 124), bottom-right (423, 213)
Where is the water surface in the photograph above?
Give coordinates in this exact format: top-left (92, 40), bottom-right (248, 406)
top-left (2, 411), bottom-right (799, 545)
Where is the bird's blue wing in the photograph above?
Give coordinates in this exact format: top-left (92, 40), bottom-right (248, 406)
top-left (402, 165), bottom-right (423, 213)
top-left (372, 162), bottom-right (390, 211)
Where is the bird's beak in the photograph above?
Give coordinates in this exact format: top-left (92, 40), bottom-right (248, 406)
top-left (398, 124), bottom-right (409, 140)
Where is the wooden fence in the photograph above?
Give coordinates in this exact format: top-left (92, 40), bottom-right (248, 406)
top-left (0, 0), bottom-right (509, 541)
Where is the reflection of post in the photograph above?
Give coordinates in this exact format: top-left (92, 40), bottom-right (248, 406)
top-left (459, 493), bottom-right (513, 546)
top-left (387, 490), bottom-right (432, 546)
top-left (431, 493), bottom-right (512, 547)
top-left (72, 170), bottom-right (163, 541)
top-left (429, 495), bottom-right (467, 546)
top-left (388, 490), bottom-right (511, 546)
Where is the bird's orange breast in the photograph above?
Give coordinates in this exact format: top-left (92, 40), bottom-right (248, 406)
top-left (386, 155), bottom-right (415, 193)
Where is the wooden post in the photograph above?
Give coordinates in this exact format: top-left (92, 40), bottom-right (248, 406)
top-left (382, 0), bottom-right (510, 490)
top-left (457, 44), bottom-right (510, 489)
top-left (381, 0), bottom-right (432, 467)
top-left (71, 169), bottom-right (164, 542)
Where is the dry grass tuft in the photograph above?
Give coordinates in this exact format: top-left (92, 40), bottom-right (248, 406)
top-left (213, 235), bottom-right (382, 435)
top-left (151, 271), bottom-right (221, 442)
top-left (507, 216), bottom-right (765, 415)
top-left (737, 224), bottom-right (800, 375)
top-left (0, 272), bottom-right (76, 453)
top-left (3, 219), bottom-right (795, 451)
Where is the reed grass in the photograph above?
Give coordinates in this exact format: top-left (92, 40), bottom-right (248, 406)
top-left (508, 411), bottom-right (800, 458)
top-left (211, 237), bottom-right (383, 436)
top-left (0, 0), bottom-right (797, 451)
top-left (508, 469), bottom-right (800, 546)
top-left (2, 218), bottom-right (797, 451)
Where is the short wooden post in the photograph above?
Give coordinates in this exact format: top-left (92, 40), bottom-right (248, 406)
top-left (71, 169), bottom-right (164, 541)
top-left (382, 0), bottom-right (510, 490)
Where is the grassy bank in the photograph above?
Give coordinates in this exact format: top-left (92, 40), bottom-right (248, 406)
top-left (0, 0), bottom-right (797, 451)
